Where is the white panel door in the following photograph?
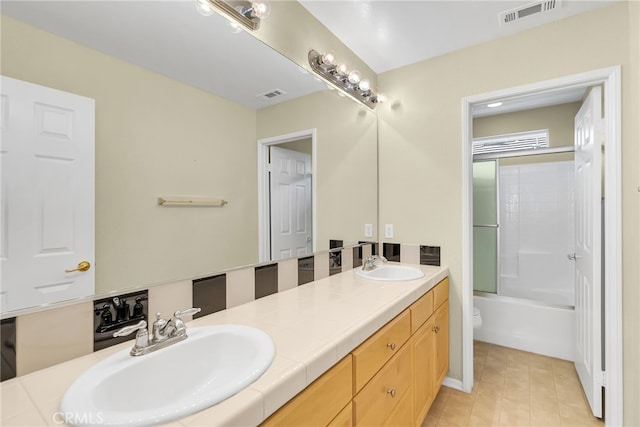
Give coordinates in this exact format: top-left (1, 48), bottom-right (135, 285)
top-left (269, 146), bottom-right (312, 260)
top-left (1, 76), bottom-right (95, 313)
top-left (573, 86), bottom-right (603, 418)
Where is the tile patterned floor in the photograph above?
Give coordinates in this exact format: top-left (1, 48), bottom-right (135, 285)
top-left (422, 341), bottom-right (605, 427)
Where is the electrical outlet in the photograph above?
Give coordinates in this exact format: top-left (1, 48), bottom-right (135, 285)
top-left (385, 224), bottom-right (394, 238)
top-left (364, 223), bottom-right (373, 237)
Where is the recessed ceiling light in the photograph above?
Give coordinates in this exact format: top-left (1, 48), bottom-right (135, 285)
top-left (487, 102), bottom-right (503, 108)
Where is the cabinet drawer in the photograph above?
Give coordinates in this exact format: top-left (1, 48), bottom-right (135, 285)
top-left (262, 355), bottom-right (353, 427)
top-left (383, 386), bottom-right (413, 427)
top-left (410, 290), bottom-right (434, 333)
top-left (328, 402), bottom-right (353, 427)
top-left (353, 344), bottom-right (411, 426)
top-left (433, 277), bottom-right (449, 309)
top-left (352, 309), bottom-right (411, 392)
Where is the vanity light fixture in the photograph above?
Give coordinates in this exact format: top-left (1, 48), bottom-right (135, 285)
top-left (195, 0), bottom-right (271, 31)
top-left (308, 49), bottom-right (384, 110)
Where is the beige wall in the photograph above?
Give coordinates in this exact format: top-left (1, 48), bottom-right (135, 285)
top-left (377, 2), bottom-right (640, 423)
top-left (625, 1), bottom-right (640, 424)
top-left (474, 102), bottom-right (580, 166)
top-left (253, 1), bottom-right (376, 89)
top-left (257, 90), bottom-right (378, 247)
top-left (1, 16), bottom-right (259, 294)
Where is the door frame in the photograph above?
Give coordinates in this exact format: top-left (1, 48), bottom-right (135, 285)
top-left (461, 66), bottom-right (622, 425)
top-left (257, 128), bottom-right (317, 263)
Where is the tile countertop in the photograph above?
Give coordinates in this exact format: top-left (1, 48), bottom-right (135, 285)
top-left (0, 263), bottom-right (448, 427)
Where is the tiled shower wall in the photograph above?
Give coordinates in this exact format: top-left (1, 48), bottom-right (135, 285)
top-left (1, 241), bottom-right (441, 380)
top-left (499, 161), bottom-right (575, 306)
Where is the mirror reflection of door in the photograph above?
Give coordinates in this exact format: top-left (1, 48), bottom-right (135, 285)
top-left (1, 76), bottom-right (95, 313)
top-left (268, 143), bottom-right (312, 261)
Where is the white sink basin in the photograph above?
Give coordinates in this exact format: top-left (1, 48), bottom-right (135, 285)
top-left (60, 325), bottom-right (274, 426)
top-left (356, 264), bottom-right (425, 281)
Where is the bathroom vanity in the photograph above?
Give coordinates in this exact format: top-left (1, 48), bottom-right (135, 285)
top-left (262, 277), bottom-right (449, 426)
top-left (0, 264), bottom-right (449, 426)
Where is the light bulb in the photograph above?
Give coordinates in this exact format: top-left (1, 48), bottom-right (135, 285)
top-left (359, 79), bottom-right (371, 92)
top-left (320, 51), bottom-right (336, 67)
top-left (335, 63), bottom-right (348, 76)
top-left (348, 70), bottom-right (361, 84)
top-left (195, 0), bottom-right (214, 16)
top-left (376, 93), bottom-right (387, 104)
top-left (251, 1), bottom-right (271, 18)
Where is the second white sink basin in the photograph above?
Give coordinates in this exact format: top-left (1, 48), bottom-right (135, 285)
top-left (356, 264), bottom-right (425, 281)
top-left (60, 325), bottom-right (274, 426)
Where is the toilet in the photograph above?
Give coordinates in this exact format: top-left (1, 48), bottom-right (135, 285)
top-left (473, 306), bottom-right (482, 329)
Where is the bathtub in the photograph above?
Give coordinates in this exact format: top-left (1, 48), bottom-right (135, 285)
top-left (499, 277), bottom-right (575, 306)
top-left (473, 292), bottom-right (575, 361)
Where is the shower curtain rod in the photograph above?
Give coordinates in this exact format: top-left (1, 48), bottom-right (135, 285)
top-left (473, 145), bottom-right (574, 161)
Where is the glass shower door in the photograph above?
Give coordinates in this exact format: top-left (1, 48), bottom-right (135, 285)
top-left (473, 161), bottom-right (498, 294)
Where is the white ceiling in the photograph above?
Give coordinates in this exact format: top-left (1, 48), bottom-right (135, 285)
top-left (2, 1), bottom-right (326, 110)
top-left (3, 0), bottom-right (617, 112)
top-left (298, 0), bottom-right (619, 74)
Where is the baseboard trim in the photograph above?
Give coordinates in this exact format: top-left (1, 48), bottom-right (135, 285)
top-left (442, 376), bottom-right (464, 391)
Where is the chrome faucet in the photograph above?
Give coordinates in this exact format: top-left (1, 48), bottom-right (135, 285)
top-left (113, 307), bottom-right (201, 356)
top-left (362, 255), bottom-right (387, 271)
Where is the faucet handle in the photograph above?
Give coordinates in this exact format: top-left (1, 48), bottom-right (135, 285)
top-left (173, 307), bottom-right (201, 319)
top-left (152, 312), bottom-right (168, 328)
top-left (113, 320), bottom-right (147, 337)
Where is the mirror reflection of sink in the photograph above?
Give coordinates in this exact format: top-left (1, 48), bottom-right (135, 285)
top-left (60, 325), bottom-right (274, 426)
top-left (356, 265), bottom-right (425, 281)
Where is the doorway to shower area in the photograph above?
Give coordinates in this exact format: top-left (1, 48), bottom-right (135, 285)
top-left (472, 123), bottom-right (578, 363)
top-left (464, 69), bottom-right (622, 423)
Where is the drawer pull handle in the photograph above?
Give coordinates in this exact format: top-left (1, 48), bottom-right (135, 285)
top-left (387, 343), bottom-right (396, 351)
top-left (387, 388), bottom-right (397, 398)
top-left (433, 325), bottom-right (441, 333)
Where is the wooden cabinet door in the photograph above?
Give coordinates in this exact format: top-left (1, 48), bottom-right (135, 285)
top-left (412, 316), bottom-right (436, 426)
top-left (353, 344), bottom-right (411, 426)
top-left (434, 303), bottom-right (449, 390)
top-left (262, 356), bottom-right (353, 427)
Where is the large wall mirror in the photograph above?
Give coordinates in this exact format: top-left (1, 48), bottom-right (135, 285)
top-left (1, 1), bottom-right (378, 315)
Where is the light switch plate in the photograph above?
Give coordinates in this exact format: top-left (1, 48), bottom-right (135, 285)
top-left (385, 224), bottom-right (394, 238)
top-left (364, 223), bottom-right (373, 237)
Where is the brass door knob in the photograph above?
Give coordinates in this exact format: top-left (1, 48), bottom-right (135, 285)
top-left (65, 261), bottom-right (91, 273)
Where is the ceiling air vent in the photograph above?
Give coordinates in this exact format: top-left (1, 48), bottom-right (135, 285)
top-left (499, 0), bottom-right (561, 26)
top-left (256, 88), bottom-right (287, 101)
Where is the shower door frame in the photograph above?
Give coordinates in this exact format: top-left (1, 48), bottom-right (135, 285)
top-left (472, 159), bottom-right (500, 296)
top-left (461, 66), bottom-right (622, 426)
